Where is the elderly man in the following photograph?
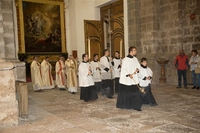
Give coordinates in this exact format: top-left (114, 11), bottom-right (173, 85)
top-left (65, 55), bottom-right (78, 94)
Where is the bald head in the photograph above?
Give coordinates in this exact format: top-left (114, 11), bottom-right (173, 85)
top-left (68, 55), bottom-right (74, 60)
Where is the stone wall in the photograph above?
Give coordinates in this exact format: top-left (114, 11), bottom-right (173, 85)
top-left (128, 0), bottom-right (200, 85)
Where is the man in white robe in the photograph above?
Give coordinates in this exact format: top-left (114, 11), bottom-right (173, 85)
top-left (111, 51), bottom-right (122, 93)
top-left (41, 57), bottom-right (54, 89)
top-left (55, 56), bottom-right (66, 90)
top-left (65, 55), bottom-right (78, 94)
top-left (100, 49), bottom-right (114, 98)
top-left (79, 53), bottom-right (98, 102)
top-left (116, 46), bottom-right (142, 111)
top-left (91, 54), bottom-right (102, 93)
top-left (31, 56), bottom-right (44, 91)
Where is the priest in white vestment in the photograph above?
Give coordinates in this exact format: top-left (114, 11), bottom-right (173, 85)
top-left (65, 55), bottom-right (78, 94)
top-left (116, 46), bottom-right (142, 111)
top-left (55, 56), bottom-right (66, 90)
top-left (91, 54), bottom-right (102, 93)
top-left (111, 51), bottom-right (122, 93)
top-left (79, 53), bottom-right (98, 102)
top-left (100, 49), bottom-right (114, 98)
top-left (138, 57), bottom-right (157, 106)
top-left (31, 56), bottom-right (44, 91)
top-left (41, 57), bottom-right (55, 89)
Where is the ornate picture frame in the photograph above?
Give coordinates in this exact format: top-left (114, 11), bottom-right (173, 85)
top-left (16, 0), bottom-right (66, 53)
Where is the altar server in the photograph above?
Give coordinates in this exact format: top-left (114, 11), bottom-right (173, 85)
top-left (116, 46), bottom-right (142, 111)
top-left (100, 49), bottom-right (114, 98)
top-left (79, 53), bottom-right (98, 102)
top-left (90, 54), bottom-right (102, 93)
top-left (138, 57), bottom-right (157, 106)
top-left (111, 51), bottom-right (122, 93)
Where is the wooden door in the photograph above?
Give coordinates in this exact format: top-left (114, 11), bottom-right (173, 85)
top-left (100, 0), bottom-right (124, 58)
top-left (84, 20), bottom-right (104, 61)
top-left (72, 50), bottom-right (77, 58)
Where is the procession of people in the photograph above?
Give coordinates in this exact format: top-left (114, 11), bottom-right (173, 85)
top-left (30, 46), bottom-right (162, 111)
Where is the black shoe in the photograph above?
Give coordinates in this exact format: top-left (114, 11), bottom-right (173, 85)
top-left (176, 86), bottom-right (181, 88)
top-left (184, 86), bottom-right (188, 89)
top-left (72, 92), bottom-right (76, 94)
top-left (192, 86), bottom-right (196, 89)
top-left (134, 108), bottom-right (142, 111)
top-left (196, 87), bottom-right (199, 90)
top-left (150, 103), bottom-right (158, 106)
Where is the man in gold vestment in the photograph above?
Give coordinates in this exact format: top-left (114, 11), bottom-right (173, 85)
top-left (55, 56), bottom-right (66, 90)
top-left (65, 55), bottom-right (78, 94)
top-left (31, 56), bottom-right (44, 91)
top-left (41, 57), bottom-right (55, 89)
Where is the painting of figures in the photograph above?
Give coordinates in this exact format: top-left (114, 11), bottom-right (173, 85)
top-left (17, 0), bottom-right (66, 53)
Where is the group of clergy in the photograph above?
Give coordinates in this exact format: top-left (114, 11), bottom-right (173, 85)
top-left (30, 55), bottom-right (78, 93)
top-left (31, 46), bottom-right (157, 111)
top-left (31, 56), bottom-right (54, 91)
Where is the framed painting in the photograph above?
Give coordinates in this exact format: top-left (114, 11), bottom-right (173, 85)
top-left (16, 0), bottom-right (66, 53)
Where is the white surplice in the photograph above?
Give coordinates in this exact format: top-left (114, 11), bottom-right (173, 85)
top-left (55, 60), bottom-right (66, 88)
top-left (138, 66), bottom-right (153, 87)
top-left (90, 60), bottom-right (101, 82)
top-left (41, 60), bottom-right (54, 89)
top-left (112, 58), bottom-right (122, 78)
top-left (78, 62), bottom-right (94, 87)
top-left (100, 56), bottom-right (112, 80)
top-left (119, 55), bottom-right (140, 85)
top-left (31, 60), bottom-right (44, 91)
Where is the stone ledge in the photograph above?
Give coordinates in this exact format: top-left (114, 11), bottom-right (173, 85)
top-left (0, 61), bottom-right (14, 69)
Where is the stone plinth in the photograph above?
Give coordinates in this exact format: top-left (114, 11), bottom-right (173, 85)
top-left (0, 61), bottom-right (18, 128)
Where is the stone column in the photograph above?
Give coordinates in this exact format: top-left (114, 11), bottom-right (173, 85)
top-left (0, 0), bottom-right (26, 82)
top-left (0, 0), bottom-right (5, 58)
top-left (1, 0), bottom-right (17, 60)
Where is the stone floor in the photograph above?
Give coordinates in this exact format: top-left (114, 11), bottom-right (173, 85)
top-left (1, 84), bottom-right (200, 133)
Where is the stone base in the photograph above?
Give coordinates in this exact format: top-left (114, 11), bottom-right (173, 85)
top-left (4, 59), bottom-right (26, 82)
top-left (159, 78), bottom-right (167, 84)
top-left (0, 62), bottom-right (18, 128)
